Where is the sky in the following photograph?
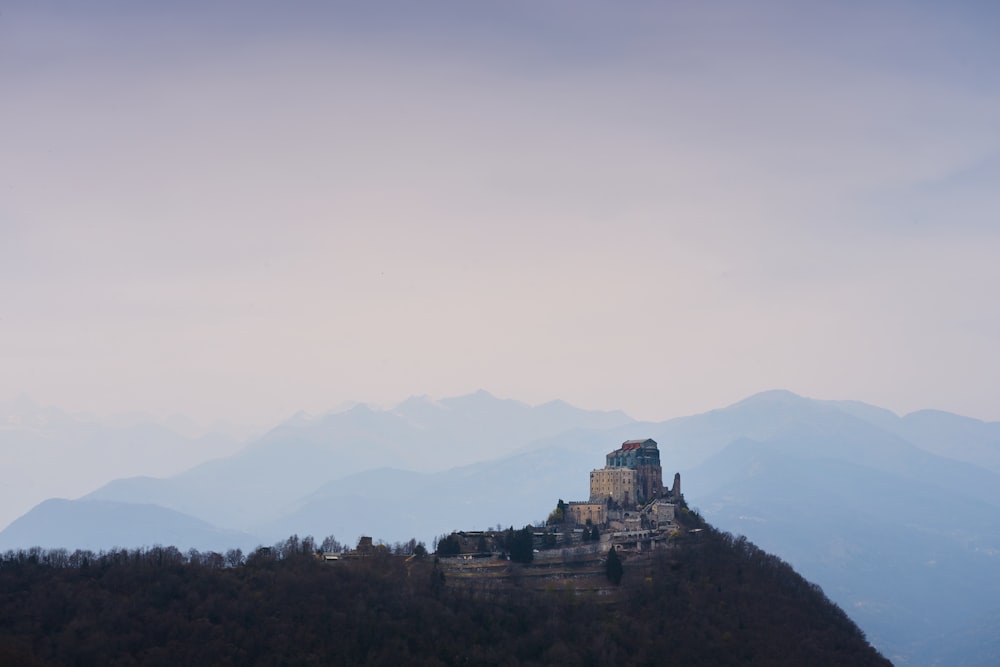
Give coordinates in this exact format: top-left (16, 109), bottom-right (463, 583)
top-left (3, 0), bottom-right (1000, 428)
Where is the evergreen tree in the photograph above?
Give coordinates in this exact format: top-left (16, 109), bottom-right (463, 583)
top-left (436, 534), bottom-right (461, 556)
top-left (605, 547), bottom-right (623, 585)
top-left (509, 526), bottom-right (535, 563)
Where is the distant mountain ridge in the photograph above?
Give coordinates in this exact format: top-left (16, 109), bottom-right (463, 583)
top-left (0, 499), bottom-right (258, 552)
top-left (74, 390), bottom-right (633, 532)
top-left (0, 396), bottom-right (244, 530)
top-left (3, 389), bottom-right (1000, 666)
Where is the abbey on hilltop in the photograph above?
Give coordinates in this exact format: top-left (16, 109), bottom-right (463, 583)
top-left (562, 438), bottom-right (682, 533)
top-left (430, 438), bottom-right (686, 560)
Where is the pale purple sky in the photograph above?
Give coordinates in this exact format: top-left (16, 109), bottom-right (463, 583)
top-left (3, 0), bottom-right (999, 426)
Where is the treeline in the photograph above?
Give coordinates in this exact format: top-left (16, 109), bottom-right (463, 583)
top-left (0, 533), bottom-right (426, 572)
top-left (0, 528), bottom-right (890, 666)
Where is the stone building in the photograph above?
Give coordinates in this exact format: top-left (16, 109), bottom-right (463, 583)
top-left (589, 467), bottom-right (638, 506)
top-left (606, 438), bottom-right (664, 504)
top-left (647, 499), bottom-right (676, 528)
top-left (591, 438), bottom-right (665, 506)
top-left (565, 501), bottom-right (605, 526)
top-left (561, 438), bottom-right (680, 531)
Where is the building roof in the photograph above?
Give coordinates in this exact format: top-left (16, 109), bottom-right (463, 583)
top-left (622, 438), bottom-right (655, 447)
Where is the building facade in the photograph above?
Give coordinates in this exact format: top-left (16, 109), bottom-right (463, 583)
top-left (565, 502), bottom-right (606, 526)
top-left (647, 499), bottom-right (676, 528)
top-left (589, 467), bottom-right (638, 506)
top-left (601, 438), bottom-right (664, 505)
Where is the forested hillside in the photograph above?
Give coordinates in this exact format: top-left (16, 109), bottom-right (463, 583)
top-left (0, 527), bottom-right (888, 667)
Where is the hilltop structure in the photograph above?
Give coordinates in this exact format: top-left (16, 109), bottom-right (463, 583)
top-left (591, 438), bottom-right (663, 505)
top-left (436, 438), bottom-right (684, 560)
top-left (563, 438), bottom-right (681, 534)
top-left (590, 438), bottom-right (663, 504)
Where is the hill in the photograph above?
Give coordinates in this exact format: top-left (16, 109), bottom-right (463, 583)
top-left (0, 524), bottom-right (889, 666)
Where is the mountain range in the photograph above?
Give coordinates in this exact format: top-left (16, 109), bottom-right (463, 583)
top-left (0, 396), bottom-right (244, 530)
top-left (3, 389), bottom-right (999, 666)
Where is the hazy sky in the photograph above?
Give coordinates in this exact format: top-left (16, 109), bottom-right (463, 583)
top-left (3, 0), bottom-right (999, 427)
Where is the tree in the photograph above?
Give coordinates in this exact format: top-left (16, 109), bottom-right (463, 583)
top-left (320, 535), bottom-right (342, 553)
top-left (436, 534), bottom-right (461, 557)
top-left (279, 535), bottom-right (301, 560)
top-left (509, 526), bottom-right (534, 564)
top-left (547, 499), bottom-right (566, 525)
top-left (605, 547), bottom-right (623, 585)
top-left (204, 551), bottom-right (225, 569)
